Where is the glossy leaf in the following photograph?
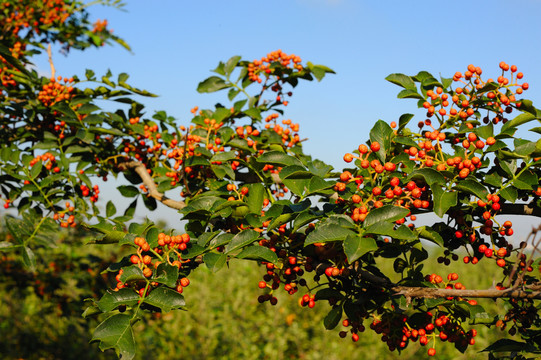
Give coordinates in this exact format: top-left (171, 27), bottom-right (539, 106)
top-left (235, 245), bottom-right (278, 263)
top-left (224, 229), bottom-right (259, 254)
top-left (364, 205), bottom-right (410, 227)
top-left (91, 314), bottom-right (135, 360)
top-left (343, 235), bottom-right (377, 263)
top-left (97, 288), bottom-right (139, 312)
top-left (143, 287), bottom-right (185, 312)
top-left (197, 76), bottom-right (228, 93)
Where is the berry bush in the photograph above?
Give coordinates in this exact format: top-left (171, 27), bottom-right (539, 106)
top-left (1, 1), bottom-right (540, 359)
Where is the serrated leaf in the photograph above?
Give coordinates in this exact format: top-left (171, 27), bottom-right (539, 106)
top-left (304, 221), bottom-right (355, 246)
top-left (417, 226), bottom-right (444, 247)
top-left (499, 187), bottom-right (518, 203)
top-left (364, 205), bottom-right (410, 227)
top-left (364, 222), bottom-right (416, 240)
top-left (119, 265), bottom-right (145, 284)
top-left (501, 112), bottom-right (537, 132)
top-left (266, 212), bottom-right (296, 231)
top-left (197, 76), bottom-right (228, 93)
top-left (211, 151), bottom-right (236, 162)
top-left (291, 211), bottom-right (319, 233)
top-left (409, 168), bottom-right (445, 186)
top-left (224, 229), bottom-right (259, 254)
top-left (343, 235), bottom-right (377, 263)
top-left (385, 73), bottom-right (416, 90)
top-left (97, 289), bottom-right (139, 312)
top-left (256, 151), bottom-right (303, 167)
top-left (144, 287), bottom-right (185, 312)
top-left (235, 245), bottom-right (278, 263)
top-left (91, 314), bottom-right (135, 360)
top-left (432, 186), bottom-right (457, 217)
top-left (513, 170), bottom-right (538, 190)
top-left (22, 246), bottom-right (36, 272)
top-left (153, 263), bottom-right (179, 287)
top-left (397, 89), bottom-right (423, 99)
top-left (203, 252), bottom-right (227, 272)
top-left (453, 180), bottom-right (488, 200)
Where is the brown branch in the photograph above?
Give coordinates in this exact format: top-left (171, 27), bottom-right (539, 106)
top-left (117, 160), bottom-right (186, 210)
top-left (47, 44), bottom-right (55, 80)
top-left (500, 203), bottom-right (541, 217)
top-left (392, 285), bottom-right (541, 300)
top-left (352, 268), bottom-right (541, 300)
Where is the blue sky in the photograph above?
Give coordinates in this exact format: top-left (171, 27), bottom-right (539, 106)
top-left (30, 0), bottom-right (541, 235)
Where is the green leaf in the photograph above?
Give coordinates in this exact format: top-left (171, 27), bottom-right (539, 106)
top-left (91, 314), bottom-right (135, 360)
top-left (119, 265), bottom-right (145, 284)
top-left (247, 183), bottom-right (264, 213)
top-left (256, 151), bottom-right (303, 167)
top-left (97, 289), bottom-right (139, 312)
top-left (499, 187), bottom-right (518, 203)
top-left (118, 185), bottom-right (139, 198)
top-left (203, 252), bottom-right (227, 272)
top-left (224, 229), bottom-right (259, 254)
top-left (475, 123), bottom-right (494, 139)
top-left (106, 200), bottom-right (117, 218)
top-left (501, 112), bottom-right (537, 132)
top-left (197, 76), bottom-right (229, 93)
top-left (244, 108), bottom-right (262, 120)
top-left (393, 258), bottom-right (408, 273)
top-left (498, 159), bottom-right (516, 178)
top-left (364, 222), bottom-right (416, 241)
top-left (305, 221), bottom-right (355, 246)
top-left (307, 175), bottom-right (334, 194)
top-left (432, 186), bottom-right (457, 217)
top-left (396, 89), bottom-right (423, 99)
top-left (323, 305), bottom-right (343, 330)
top-left (484, 172), bottom-right (502, 187)
top-left (363, 205), bottom-right (410, 227)
top-left (397, 113), bottom-right (414, 132)
top-left (453, 180), bottom-right (488, 200)
top-left (211, 151), bottom-right (236, 162)
top-left (409, 168), bottom-right (445, 186)
top-left (291, 211), bottom-right (319, 233)
top-left (29, 161), bottom-right (42, 180)
top-left (209, 233), bottom-right (234, 249)
top-left (417, 226), bottom-right (444, 247)
top-left (236, 245), bottom-right (278, 263)
top-left (369, 120), bottom-right (394, 162)
top-left (153, 263), bottom-right (179, 288)
top-left (224, 55), bottom-right (241, 75)
top-left (144, 287), bottom-right (185, 312)
top-left (385, 73), bottom-right (416, 90)
top-left (343, 235), bottom-right (377, 263)
top-left (22, 246), bottom-right (36, 272)
top-left (514, 170), bottom-right (538, 190)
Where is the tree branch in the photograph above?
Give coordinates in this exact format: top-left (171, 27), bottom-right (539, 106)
top-left (353, 268), bottom-right (541, 300)
top-left (117, 160), bottom-right (186, 210)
